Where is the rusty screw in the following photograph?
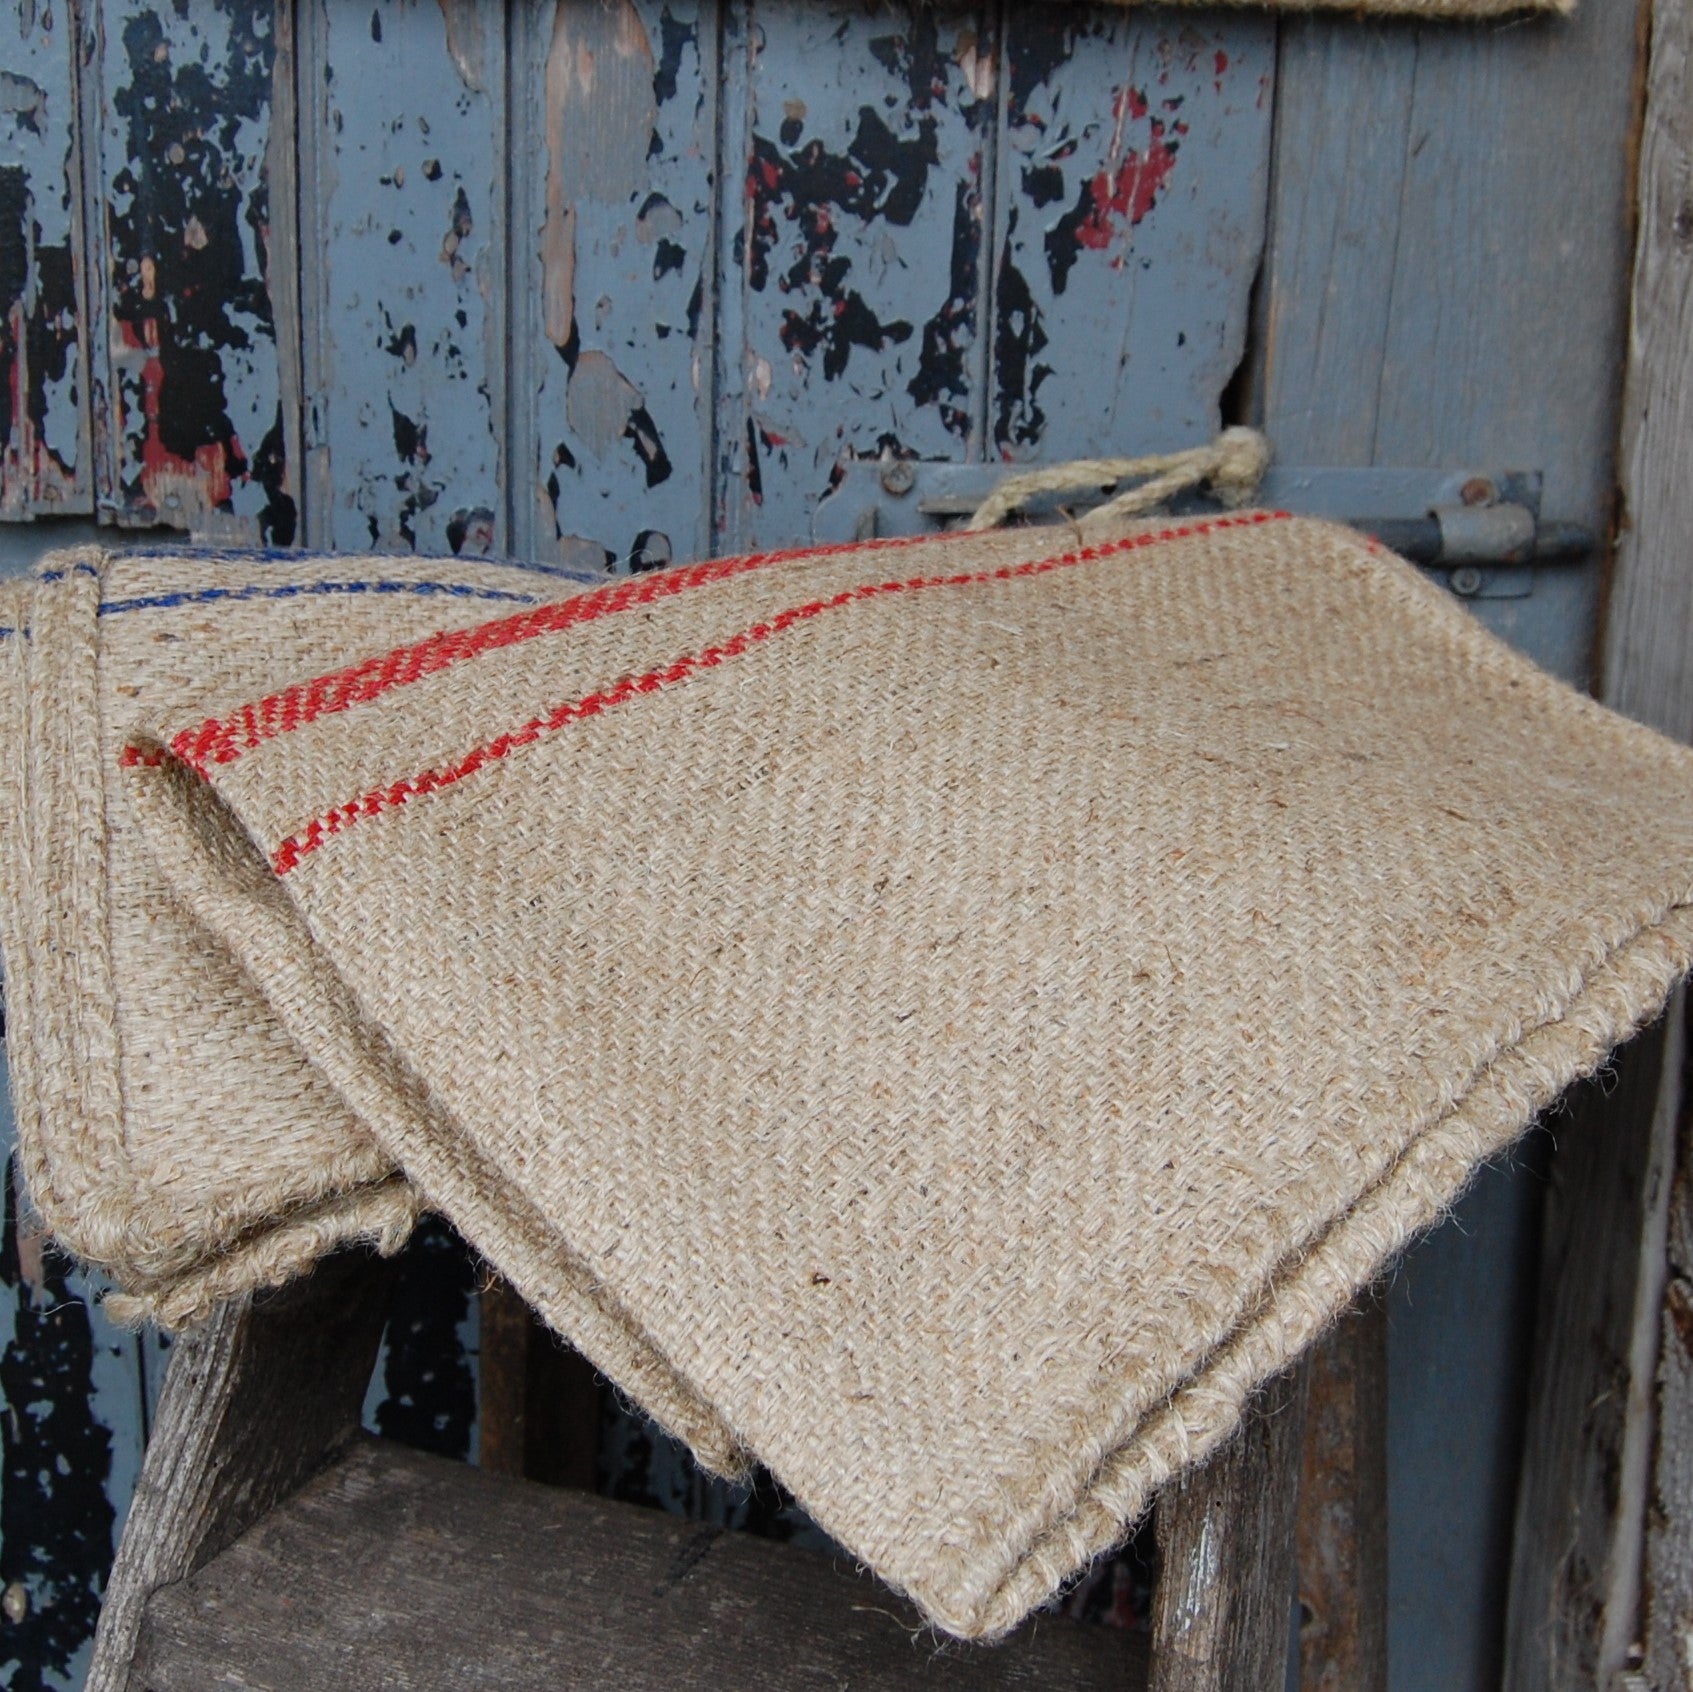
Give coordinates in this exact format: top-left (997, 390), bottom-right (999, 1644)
top-left (1459, 477), bottom-right (1497, 507)
top-left (880, 460), bottom-right (916, 497)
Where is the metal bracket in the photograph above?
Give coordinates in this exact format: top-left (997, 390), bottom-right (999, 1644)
top-left (813, 464), bottom-right (1596, 600)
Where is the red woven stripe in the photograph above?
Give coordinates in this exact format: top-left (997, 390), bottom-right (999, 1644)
top-left (167, 527), bottom-right (974, 773)
top-left (265, 512), bottom-right (1290, 875)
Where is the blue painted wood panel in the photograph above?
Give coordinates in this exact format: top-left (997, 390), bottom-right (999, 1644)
top-left (990, 7), bottom-right (1274, 460)
top-left (297, 0), bottom-right (507, 555)
top-left (0, 0), bottom-right (91, 518)
top-left (84, 0), bottom-right (295, 538)
top-left (509, 0), bottom-right (719, 572)
top-left (715, 0), bottom-right (998, 549)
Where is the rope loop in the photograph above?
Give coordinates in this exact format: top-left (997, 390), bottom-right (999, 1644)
top-left (965, 427), bottom-right (1271, 537)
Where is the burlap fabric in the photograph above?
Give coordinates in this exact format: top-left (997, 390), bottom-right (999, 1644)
top-left (104, 513), bottom-right (1693, 1638)
top-left (0, 546), bottom-right (598, 1324)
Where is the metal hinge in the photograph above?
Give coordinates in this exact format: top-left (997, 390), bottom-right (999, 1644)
top-left (813, 464), bottom-right (1595, 600)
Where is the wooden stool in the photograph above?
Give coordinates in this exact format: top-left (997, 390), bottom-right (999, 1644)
top-left (83, 1248), bottom-right (1377, 1691)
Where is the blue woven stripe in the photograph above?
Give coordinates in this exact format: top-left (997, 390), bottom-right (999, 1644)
top-left (99, 579), bottom-right (544, 616)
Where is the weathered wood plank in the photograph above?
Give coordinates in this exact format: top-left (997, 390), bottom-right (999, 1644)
top-left (1295, 1299), bottom-right (1388, 1692)
top-left (1260, 14), bottom-right (1649, 1689)
top-left (296, 0), bottom-right (506, 555)
top-left (1148, 1360), bottom-right (1307, 1692)
top-left (83, 1249), bottom-right (391, 1692)
top-left (989, 7), bottom-right (1274, 464)
top-left (1645, 1003), bottom-right (1693, 1691)
top-left (1599, 4), bottom-right (1693, 1681)
top-left (1502, 1019), bottom-right (1675, 1691)
top-left (0, 0), bottom-right (91, 517)
top-left (477, 1277), bottom-right (597, 1490)
top-left (508, 0), bottom-right (718, 573)
top-left (83, 0), bottom-right (294, 538)
top-left (715, 0), bottom-right (997, 552)
top-left (131, 1437), bottom-right (1146, 1691)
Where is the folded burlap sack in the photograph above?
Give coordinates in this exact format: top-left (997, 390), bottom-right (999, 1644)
top-left (109, 512), bottom-right (1693, 1637)
top-left (0, 545), bottom-right (597, 1324)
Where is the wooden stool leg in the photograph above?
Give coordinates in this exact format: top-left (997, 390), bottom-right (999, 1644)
top-left (1296, 1299), bottom-right (1390, 1692)
top-left (1149, 1358), bottom-right (1311, 1692)
top-left (85, 1247), bottom-right (394, 1692)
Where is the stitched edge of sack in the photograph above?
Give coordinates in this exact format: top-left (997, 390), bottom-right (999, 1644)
top-left (5, 551), bottom-right (133, 1262)
top-left (101, 1174), bottom-right (422, 1328)
top-left (121, 745), bottom-right (751, 1478)
top-left (950, 901), bottom-right (1693, 1637)
top-left (0, 554), bottom-right (422, 1301)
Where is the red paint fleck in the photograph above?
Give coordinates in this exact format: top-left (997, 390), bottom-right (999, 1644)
top-left (1119, 85), bottom-right (1149, 122)
top-left (1074, 120), bottom-right (1179, 251)
top-left (118, 305), bottom-right (238, 513)
top-left (1215, 49), bottom-right (1229, 76)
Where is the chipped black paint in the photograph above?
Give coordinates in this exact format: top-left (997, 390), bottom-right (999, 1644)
top-left (252, 408), bottom-right (295, 546)
top-left (867, 10), bottom-right (948, 113)
top-left (652, 8), bottom-right (695, 107)
top-left (626, 404), bottom-right (673, 488)
top-left (0, 164), bottom-right (29, 464)
top-left (907, 180), bottom-right (980, 438)
top-left (742, 106), bottom-right (937, 381)
top-left (107, 0), bottom-right (288, 533)
top-left (366, 1216), bottom-right (476, 1461)
top-left (990, 14), bottom-right (1080, 454)
top-left (994, 211), bottom-right (1051, 449)
top-left (0, 162), bottom-right (80, 506)
top-left (653, 237), bottom-right (686, 281)
top-left (0, 1160), bottom-right (115, 1691)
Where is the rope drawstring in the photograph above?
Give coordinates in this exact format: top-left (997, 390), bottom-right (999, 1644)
top-left (965, 426), bottom-right (1271, 537)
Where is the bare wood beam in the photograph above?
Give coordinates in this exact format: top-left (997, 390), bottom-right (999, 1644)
top-left (1296, 1299), bottom-right (1388, 1692)
top-left (1149, 1360), bottom-right (1309, 1692)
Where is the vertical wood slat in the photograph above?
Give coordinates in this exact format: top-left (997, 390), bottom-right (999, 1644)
top-left (1503, 1020), bottom-right (1678, 1692)
top-left (82, 0), bottom-right (295, 538)
top-left (1597, 0), bottom-right (1693, 1682)
top-left (1645, 1005), bottom-right (1693, 1692)
top-left (478, 1279), bottom-right (599, 1492)
top-left (1149, 1359), bottom-right (1308, 1692)
top-left (0, 0), bottom-right (93, 517)
top-left (295, 0), bottom-right (507, 556)
top-left (713, 0), bottom-right (999, 554)
top-left (1296, 1299), bottom-right (1389, 1692)
top-left (1260, 13), bottom-right (1648, 1689)
top-left (988, 7), bottom-right (1274, 466)
top-left (508, 0), bottom-right (719, 573)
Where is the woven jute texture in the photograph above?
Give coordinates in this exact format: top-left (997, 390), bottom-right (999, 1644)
top-left (112, 513), bottom-right (1693, 1638)
top-left (0, 546), bottom-right (602, 1324)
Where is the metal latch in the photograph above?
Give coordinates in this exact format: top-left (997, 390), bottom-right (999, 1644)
top-left (813, 464), bottom-right (1595, 601)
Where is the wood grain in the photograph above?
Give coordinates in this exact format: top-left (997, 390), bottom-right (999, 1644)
top-left (1296, 1300), bottom-right (1388, 1692)
top-left (1604, 2), bottom-right (1693, 1683)
top-left (1645, 1006), bottom-right (1693, 1691)
top-left (1502, 1018), bottom-right (1674, 1691)
top-left (129, 1437), bottom-right (1146, 1691)
top-left (1148, 1360), bottom-right (1307, 1692)
top-left (477, 1277), bottom-right (599, 1491)
top-left (84, 1249), bottom-right (392, 1692)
